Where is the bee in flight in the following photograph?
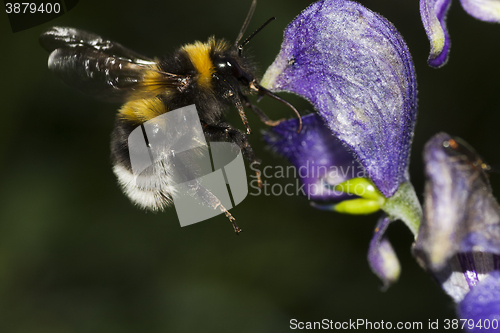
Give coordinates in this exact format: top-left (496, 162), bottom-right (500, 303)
top-left (40, 0), bottom-right (301, 234)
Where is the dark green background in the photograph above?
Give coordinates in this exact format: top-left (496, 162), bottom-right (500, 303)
top-left (1, 0), bottom-right (499, 332)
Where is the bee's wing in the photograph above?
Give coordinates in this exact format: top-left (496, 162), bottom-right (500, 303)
top-left (40, 27), bottom-right (155, 62)
top-left (40, 27), bottom-right (188, 102)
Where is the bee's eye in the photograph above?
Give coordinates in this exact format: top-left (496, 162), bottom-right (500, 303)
top-left (218, 58), bottom-right (243, 78)
top-left (229, 61), bottom-right (244, 79)
top-left (219, 57), bottom-right (252, 85)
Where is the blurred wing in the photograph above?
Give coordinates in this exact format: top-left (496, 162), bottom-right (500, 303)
top-left (40, 27), bottom-right (189, 102)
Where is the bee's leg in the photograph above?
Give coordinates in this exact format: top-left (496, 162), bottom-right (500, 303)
top-left (194, 184), bottom-right (242, 234)
top-left (173, 156), bottom-right (242, 234)
top-left (241, 95), bottom-right (285, 127)
top-left (203, 122), bottom-right (262, 188)
top-left (234, 99), bottom-right (252, 135)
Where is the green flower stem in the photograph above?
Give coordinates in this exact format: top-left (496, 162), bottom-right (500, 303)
top-left (381, 181), bottom-right (422, 237)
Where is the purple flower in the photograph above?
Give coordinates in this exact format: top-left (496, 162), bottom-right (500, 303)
top-left (261, 0), bottom-right (417, 199)
top-left (414, 133), bottom-right (500, 329)
top-left (421, 0), bottom-right (500, 67)
top-left (262, 0), bottom-right (421, 286)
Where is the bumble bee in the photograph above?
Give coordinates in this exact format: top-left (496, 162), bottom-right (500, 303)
top-left (40, 0), bottom-right (301, 233)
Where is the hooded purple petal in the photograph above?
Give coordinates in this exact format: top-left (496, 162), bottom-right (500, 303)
top-left (460, 0), bottom-right (500, 22)
top-left (368, 214), bottom-right (401, 288)
top-left (458, 271), bottom-right (500, 331)
top-left (262, 0), bottom-right (417, 198)
top-left (414, 133), bottom-right (500, 319)
top-left (414, 133), bottom-right (500, 271)
top-left (420, 0), bottom-right (452, 67)
top-left (264, 114), bottom-right (362, 201)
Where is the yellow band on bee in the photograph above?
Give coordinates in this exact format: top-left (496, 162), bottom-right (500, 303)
top-left (119, 97), bottom-right (168, 123)
top-left (182, 37), bottom-right (228, 90)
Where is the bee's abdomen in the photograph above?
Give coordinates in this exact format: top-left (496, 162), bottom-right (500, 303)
top-left (111, 105), bottom-right (175, 211)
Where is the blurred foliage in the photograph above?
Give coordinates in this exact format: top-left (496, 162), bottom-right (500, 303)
top-left (0, 0), bottom-right (499, 332)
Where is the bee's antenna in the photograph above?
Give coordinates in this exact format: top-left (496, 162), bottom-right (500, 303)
top-left (235, 0), bottom-right (257, 49)
top-left (257, 85), bottom-right (303, 133)
top-left (238, 17), bottom-right (276, 56)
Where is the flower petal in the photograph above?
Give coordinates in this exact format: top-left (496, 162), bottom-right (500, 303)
top-left (414, 133), bottom-right (500, 271)
top-left (460, 0), bottom-right (500, 22)
top-left (368, 214), bottom-right (401, 288)
top-left (264, 114), bottom-right (361, 201)
top-left (261, 0), bottom-right (417, 198)
top-left (429, 252), bottom-right (500, 303)
top-left (458, 271), bottom-right (500, 331)
top-left (420, 0), bottom-right (452, 67)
